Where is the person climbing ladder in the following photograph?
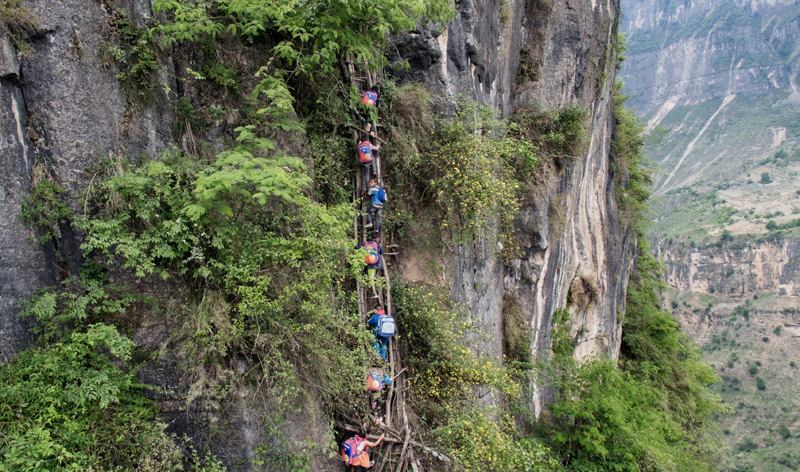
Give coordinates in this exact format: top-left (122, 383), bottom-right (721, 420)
top-left (367, 306), bottom-right (395, 361)
top-left (356, 138), bottom-right (380, 192)
top-left (364, 178), bottom-right (386, 233)
top-left (341, 433), bottom-right (385, 470)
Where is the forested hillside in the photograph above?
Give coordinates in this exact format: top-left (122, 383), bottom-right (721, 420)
top-left (621, 1), bottom-right (800, 470)
top-left (0, 1), bottom-right (722, 470)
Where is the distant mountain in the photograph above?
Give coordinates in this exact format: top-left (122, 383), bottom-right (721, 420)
top-left (621, 0), bottom-right (800, 241)
top-left (622, 2), bottom-right (800, 471)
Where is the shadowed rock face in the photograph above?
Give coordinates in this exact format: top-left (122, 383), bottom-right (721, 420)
top-left (394, 0), bottom-right (633, 414)
top-left (1, 0), bottom-right (173, 361)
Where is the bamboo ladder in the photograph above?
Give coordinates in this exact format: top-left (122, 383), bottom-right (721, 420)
top-left (342, 59), bottom-right (449, 472)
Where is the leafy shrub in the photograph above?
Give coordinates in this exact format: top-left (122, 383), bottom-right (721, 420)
top-left (430, 120), bottom-right (533, 235)
top-left (20, 178), bottom-right (73, 244)
top-left (511, 107), bottom-right (587, 161)
top-left (393, 283), bottom-right (518, 422)
top-left (748, 365), bottom-right (758, 376)
top-left (23, 277), bottom-right (133, 343)
top-left (760, 172), bottom-right (772, 184)
top-left (101, 8), bottom-right (160, 103)
top-left (610, 83), bottom-right (651, 231)
top-left (756, 377), bottom-right (766, 391)
top-left (773, 326), bottom-right (782, 335)
top-left (74, 116), bottom-right (378, 454)
top-left (434, 409), bottom-right (561, 472)
top-left (737, 439), bottom-right (758, 452)
top-left (0, 324), bottom-right (183, 470)
top-left (546, 360), bottom-right (715, 472)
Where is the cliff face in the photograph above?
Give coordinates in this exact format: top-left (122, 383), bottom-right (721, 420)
top-left (659, 237), bottom-right (800, 298)
top-left (1, 0), bottom-right (630, 465)
top-left (0, 0), bottom-right (172, 361)
top-left (620, 0), bottom-right (800, 206)
top-left (395, 0), bottom-right (631, 413)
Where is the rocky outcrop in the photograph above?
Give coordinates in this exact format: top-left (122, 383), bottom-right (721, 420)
top-left (1, 0), bottom-right (173, 360)
top-left (658, 237), bottom-right (800, 297)
top-left (396, 0), bottom-right (633, 414)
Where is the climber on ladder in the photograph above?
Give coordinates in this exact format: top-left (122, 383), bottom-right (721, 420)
top-left (357, 138), bottom-right (380, 192)
top-left (341, 432), bottom-right (385, 470)
top-left (367, 305), bottom-right (395, 361)
top-left (356, 237), bottom-right (383, 274)
top-left (364, 177), bottom-right (386, 233)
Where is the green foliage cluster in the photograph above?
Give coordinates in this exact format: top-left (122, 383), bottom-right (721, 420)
top-left (80, 130), bottom-right (371, 417)
top-left (101, 9), bottom-right (160, 103)
top-left (430, 119), bottom-right (534, 235)
top-left (610, 82), bottom-right (651, 231)
top-left (510, 106), bottom-right (587, 164)
top-left (393, 283), bottom-right (561, 470)
top-left (20, 178), bottom-right (73, 244)
top-left (434, 410), bottom-right (562, 472)
top-left (23, 277), bottom-right (133, 343)
top-left (393, 283), bottom-right (518, 420)
top-left (765, 218), bottom-right (800, 232)
top-left (0, 323), bottom-right (186, 470)
top-left (547, 360), bottom-right (711, 471)
top-left (151, 0), bottom-right (452, 78)
top-left (383, 89), bottom-right (537, 239)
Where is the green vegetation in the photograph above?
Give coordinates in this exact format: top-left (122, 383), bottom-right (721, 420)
top-left (6, 1), bottom-right (729, 470)
top-left (0, 0), bottom-right (38, 50)
top-left (20, 177), bottom-right (73, 244)
top-left (9, 0), bottom-right (454, 468)
top-left (1, 276), bottom-right (224, 470)
top-left (0, 324), bottom-right (186, 470)
top-left (393, 283), bottom-right (561, 471)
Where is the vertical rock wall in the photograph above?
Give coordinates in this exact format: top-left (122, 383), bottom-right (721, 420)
top-left (0, 0), bottom-right (172, 360)
top-left (397, 0), bottom-right (633, 414)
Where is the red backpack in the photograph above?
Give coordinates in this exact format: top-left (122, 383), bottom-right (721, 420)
top-left (363, 241), bottom-right (380, 266)
top-left (342, 435), bottom-right (365, 463)
top-left (357, 141), bottom-right (373, 164)
top-left (362, 90), bottom-right (379, 106)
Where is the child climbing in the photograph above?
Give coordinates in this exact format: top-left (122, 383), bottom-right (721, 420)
top-left (365, 178), bottom-right (386, 233)
top-left (356, 139), bottom-right (380, 191)
top-left (342, 433), bottom-right (385, 470)
top-left (367, 306), bottom-right (395, 361)
top-left (356, 237), bottom-right (383, 275)
top-left (362, 85), bottom-right (379, 107)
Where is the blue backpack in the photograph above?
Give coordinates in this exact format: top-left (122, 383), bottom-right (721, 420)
top-left (372, 187), bottom-right (386, 206)
top-left (377, 314), bottom-right (395, 338)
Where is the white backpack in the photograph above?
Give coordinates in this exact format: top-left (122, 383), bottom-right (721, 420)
top-left (378, 315), bottom-right (396, 338)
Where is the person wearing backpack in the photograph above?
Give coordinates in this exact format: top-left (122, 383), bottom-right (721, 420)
top-left (356, 237), bottom-right (383, 272)
top-left (367, 306), bottom-right (395, 361)
top-left (365, 178), bottom-right (386, 233)
top-left (362, 86), bottom-right (379, 107)
top-left (356, 138), bottom-right (380, 191)
top-left (341, 433), bottom-right (385, 470)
